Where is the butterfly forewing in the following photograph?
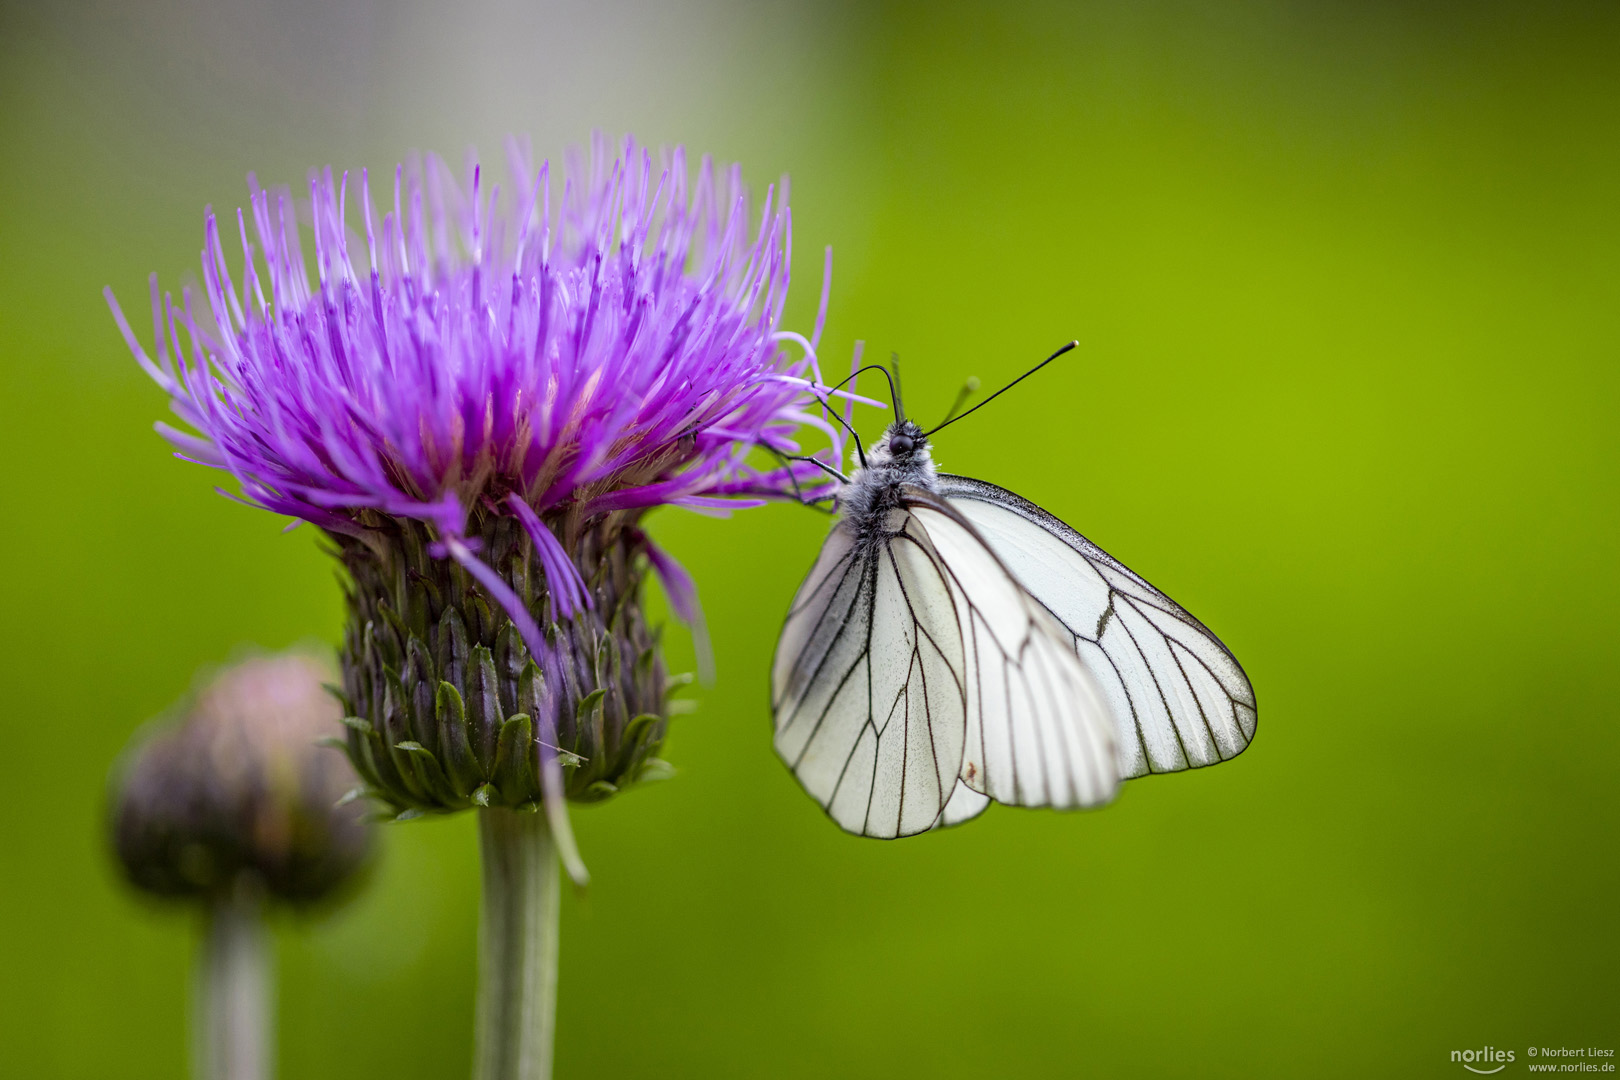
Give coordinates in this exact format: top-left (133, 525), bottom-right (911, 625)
top-left (772, 509), bottom-right (968, 838)
top-left (935, 475), bottom-right (1257, 779)
top-left (772, 524), bottom-right (859, 713)
top-left (906, 494), bottom-right (1120, 811)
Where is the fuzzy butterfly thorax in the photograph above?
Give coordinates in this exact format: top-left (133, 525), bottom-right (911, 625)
top-left (840, 420), bottom-right (938, 554)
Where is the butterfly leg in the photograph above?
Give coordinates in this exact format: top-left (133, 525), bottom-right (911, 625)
top-left (767, 448), bottom-right (844, 514)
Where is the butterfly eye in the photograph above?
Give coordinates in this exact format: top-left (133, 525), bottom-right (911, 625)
top-left (888, 434), bottom-right (915, 455)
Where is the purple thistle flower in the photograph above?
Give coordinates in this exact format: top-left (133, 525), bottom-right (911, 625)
top-left (111, 134), bottom-right (845, 572)
top-left (109, 135), bottom-right (859, 883)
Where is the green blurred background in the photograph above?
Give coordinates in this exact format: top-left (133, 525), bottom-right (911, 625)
top-left (2, 1), bottom-right (1616, 1076)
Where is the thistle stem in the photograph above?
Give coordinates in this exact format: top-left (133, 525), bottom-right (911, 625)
top-left (475, 808), bottom-right (561, 1080)
top-left (194, 883), bottom-right (271, 1080)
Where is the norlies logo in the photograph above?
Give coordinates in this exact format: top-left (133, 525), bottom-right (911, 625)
top-left (1452, 1046), bottom-right (1516, 1074)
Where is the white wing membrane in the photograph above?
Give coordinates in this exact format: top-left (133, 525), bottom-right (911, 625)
top-left (909, 498), bottom-right (1119, 810)
top-left (937, 475), bottom-right (1257, 779)
top-left (936, 781), bottom-right (991, 828)
top-left (772, 509), bottom-right (967, 838)
top-left (772, 487), bottom-right (1127, 837)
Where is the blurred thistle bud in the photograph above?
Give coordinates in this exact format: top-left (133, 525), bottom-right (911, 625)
top-left (111, 651), bottom-right (372, 906)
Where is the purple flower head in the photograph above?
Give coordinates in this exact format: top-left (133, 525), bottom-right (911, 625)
top-left (110, 135), bottom-right (865, 882)
top-left (109, 135), bottom-right (853, 612)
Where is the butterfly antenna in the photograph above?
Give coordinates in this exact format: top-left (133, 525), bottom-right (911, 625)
top-left (935, 376), bottom-right (981, 429)
top-left (825, 404), bottom-right (868, 469)
top-left (815, 362), bottom-right (902, 470)
top-left (891, 352), bottom-right (906, 423)
top-left (822, 363), bottom-right (899, 408)
top-left (922, 340), bottom-right (1079, 437)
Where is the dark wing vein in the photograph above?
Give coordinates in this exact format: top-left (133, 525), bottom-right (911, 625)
top-left (778, 554), bottom-right (870, 749)
top-left (882, 528), bottom-right (961, 834)
top-left (1109, 600), bottom-right (1194, 770)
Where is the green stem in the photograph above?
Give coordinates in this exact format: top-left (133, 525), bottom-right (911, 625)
top-left (474, 808), bottom-right (561, 1080)
top-left (194, 883), bottom-right (271, 1080)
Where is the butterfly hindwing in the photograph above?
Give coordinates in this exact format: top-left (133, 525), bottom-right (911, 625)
top-left (935, 475), bottom-right (1257, 779)
top-left (936, 781), bottom-right (991, 828)
top-left (771, 509), bottom-right (968, 838)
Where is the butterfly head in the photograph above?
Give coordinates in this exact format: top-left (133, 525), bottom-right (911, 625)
top-left (860, 419), bottom-right (935, 490)
top-left (876, 419), bottom-right (927, 462)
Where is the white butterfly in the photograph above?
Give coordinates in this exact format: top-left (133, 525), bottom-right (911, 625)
top-left (771, 358), bottom-right (1256, 837)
